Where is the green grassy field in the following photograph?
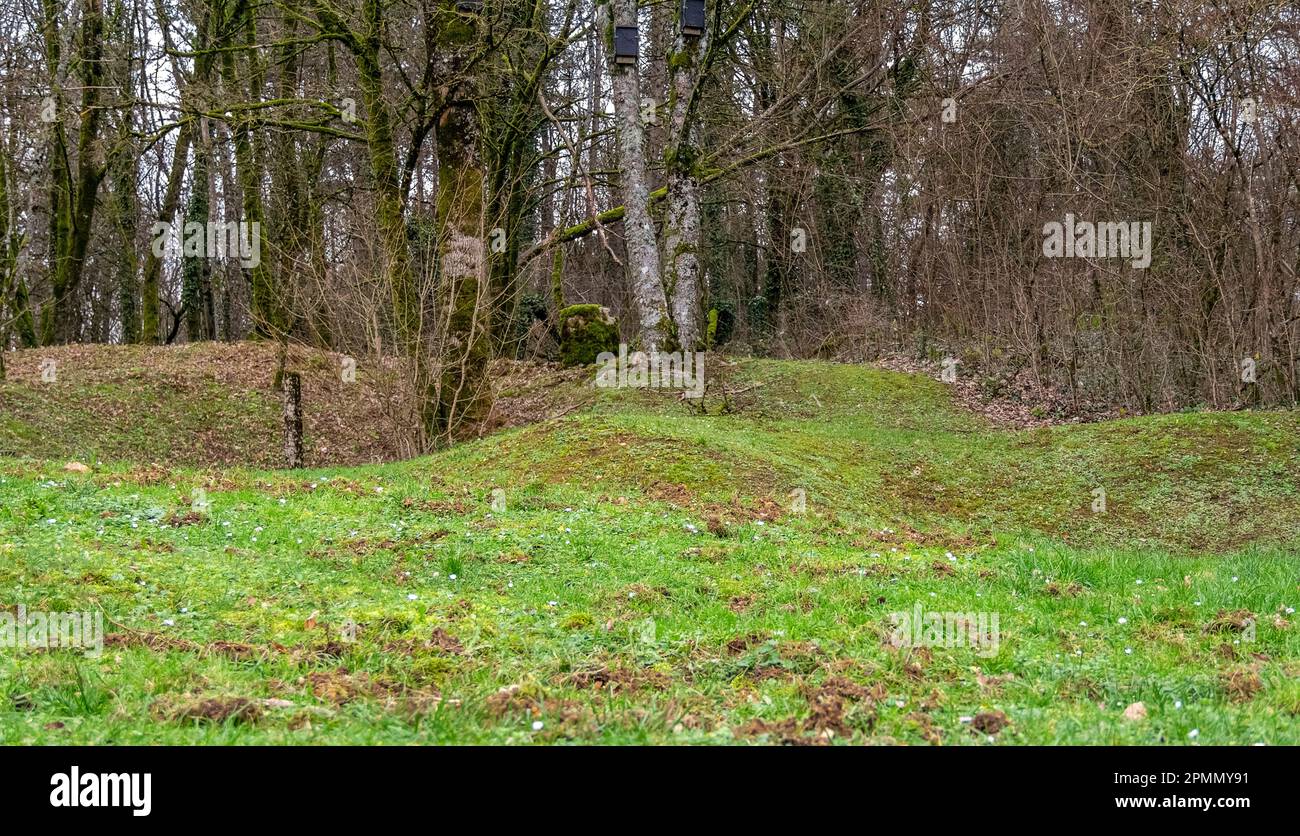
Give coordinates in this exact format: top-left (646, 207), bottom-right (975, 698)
top-left (1, 353), bottom-right (1298, 744)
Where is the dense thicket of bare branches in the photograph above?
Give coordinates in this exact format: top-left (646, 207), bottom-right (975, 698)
top-left (1, 0), bottom-right (1296, 443)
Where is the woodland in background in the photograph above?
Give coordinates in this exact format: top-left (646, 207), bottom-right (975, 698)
top-left (0, 0), bottom-right (1297, 449)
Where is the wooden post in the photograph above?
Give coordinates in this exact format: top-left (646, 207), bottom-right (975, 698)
top-left (281, 371), bottom-right (303, 468)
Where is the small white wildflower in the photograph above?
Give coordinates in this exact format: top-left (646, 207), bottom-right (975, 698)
top-left (532, 720), bottom-right (544, 731)
top-left (1117, 617), bottom-right (1128, 625)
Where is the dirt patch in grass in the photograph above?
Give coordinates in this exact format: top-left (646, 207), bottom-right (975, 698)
top-left (972, 710), bottom-right (1010, 735)
top-left (485, 685), bottom-right (596, 737)
top-left (153, 696), bottom-right (262, 725)
top-left (565, 665), bottom-right (669, 694)
top-left (802, 676), bottom-right (882, 737)
top-left (428, 628), bottom-right (465, 655)
top-left (732, 717), bottom-right (821, 745)
top-left (305, 669), bottom-right (407, 705)
top-left (1221, 668), bottom-right (1264, 702)
top-left (1204, 609), bottom-right (1257, 634)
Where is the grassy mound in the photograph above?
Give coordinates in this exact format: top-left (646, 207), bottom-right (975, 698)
top-left (1, 347), bottom-right (1297, 744)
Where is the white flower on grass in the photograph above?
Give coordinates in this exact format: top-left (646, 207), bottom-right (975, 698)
top-left (1124, 647), bottom-right (1133, 654)
top-left (449, 574), bottom-right (457, 580)
top-left (374, 487), bottom-right (383, 493)
top-left (1188, 729), bottom-right (1199, 739)
top-left (1232, 576), bottom-right (1238, 582)
top-left (1079, 621), bottom-right (1087, 627)
top-left (1174, 700), bottom-right (1183, 709)
top-left (162, 619), bottom-right (175, 626)
top-left (407, 593), bottom-right (418, 601)
top-left (532, 720), bottom-right (544, 731)
top-left (1117, 617), bottom-right (1128, 624)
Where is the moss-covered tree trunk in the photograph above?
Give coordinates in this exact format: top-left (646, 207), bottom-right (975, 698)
top-left (47, 0), bottom-right (108, 344)
top-left (139, 126), bottom-right (191, 344)
top-left (430, 3), bottom-right (491, 441)
top-left (663, 5), bottom-right (710, 350)
top-left (223, 0), bottom-right (280, 338)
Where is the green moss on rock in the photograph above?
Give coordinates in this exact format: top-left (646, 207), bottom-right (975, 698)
top-left (558, 304), bottom-right (619, 366)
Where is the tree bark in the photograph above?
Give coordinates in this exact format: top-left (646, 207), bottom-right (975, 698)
top-left (603, 0), bottom-right (669, 351)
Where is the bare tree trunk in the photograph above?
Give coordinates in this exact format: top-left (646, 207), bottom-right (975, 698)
top-left (603, 0), bottom-right (669, 350)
